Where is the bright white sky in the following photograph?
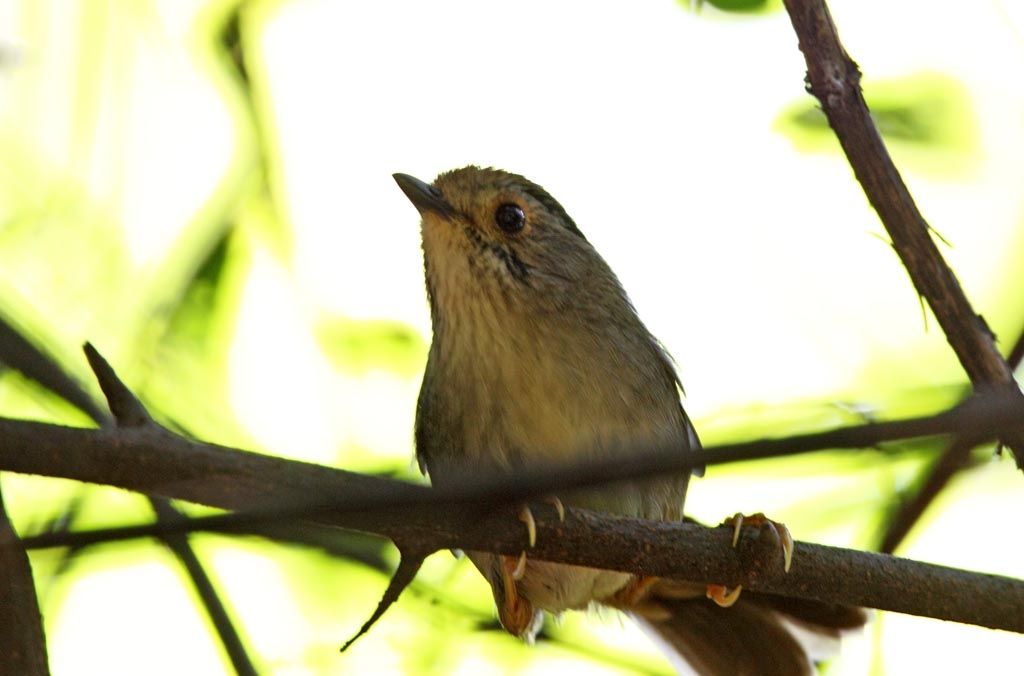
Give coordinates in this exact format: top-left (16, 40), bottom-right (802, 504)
top-left (255, 0), bottom-right (1024, 417)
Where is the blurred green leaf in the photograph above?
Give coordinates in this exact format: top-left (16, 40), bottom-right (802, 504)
top-left (775, 72), bottom-right (980, 177)
top-left (137, 226), bottom-right (252, 447)
top-left (315, 317), bottom-right (427, 377)
top-left (679, 0), bottom-right (782, 15)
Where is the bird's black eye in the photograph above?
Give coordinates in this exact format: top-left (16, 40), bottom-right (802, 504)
top-left (495, 203), bottom-right (526, 234)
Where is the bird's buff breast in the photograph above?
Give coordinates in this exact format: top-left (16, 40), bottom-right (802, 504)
top-left (428, 324), bottom-right (686, 613)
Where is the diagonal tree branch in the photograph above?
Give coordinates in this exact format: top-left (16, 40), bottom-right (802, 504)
top-left (877, 434), bottom-right (977, 554)
top-left (780, 0), bottom-right (1024, 551)
top-left (782, 0), bottom-right (1024, 469)
top-left (0, 480), bottom-right (49, 675)
top-left (0, 315), bottom-right (107, 424)
top-left (82, 344), bottom-right (258, 676)
top-left (880, 318), bottom-right (1024, 553)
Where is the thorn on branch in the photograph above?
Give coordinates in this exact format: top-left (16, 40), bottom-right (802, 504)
top-left (340, 546), bottom-right (431, 652)
top-left (83, 342), bottom-right (153, 428)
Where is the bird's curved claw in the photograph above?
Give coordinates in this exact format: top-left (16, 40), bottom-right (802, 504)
top-left (497, 553), bottom-right (540, 638)
top-left (509, 550), bottom-right (528, 581)
top-left (519, 505), bottom-right (537, 548)
top-left (545, 496), bottom-right (565, 522)
top-left (506, 501), bottom-right (565, 593)
top-left (725, 512), bottom-right (793, 573)
top-left (706, 512), bottom-right (793, 606)
top-left (706, 583), bottom-right (743, 607)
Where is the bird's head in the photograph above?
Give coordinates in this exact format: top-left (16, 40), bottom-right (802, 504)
top-left (394, 166), bottom-right (628, 336)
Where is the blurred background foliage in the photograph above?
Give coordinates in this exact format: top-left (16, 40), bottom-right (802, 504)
top-left (0, 0), bottom-right (1022, 674)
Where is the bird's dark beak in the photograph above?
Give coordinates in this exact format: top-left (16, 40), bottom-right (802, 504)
top-left (393, 173), bottom-right (455, 218)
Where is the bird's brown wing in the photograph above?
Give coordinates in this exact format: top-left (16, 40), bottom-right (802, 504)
top-left (413, 354), bottom-right (461, 479)
top-left (650, 337), bottom-right (703, 474)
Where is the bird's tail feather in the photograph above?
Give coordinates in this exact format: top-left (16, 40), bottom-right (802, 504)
top-left (632, 582), bottom-right (867, 675)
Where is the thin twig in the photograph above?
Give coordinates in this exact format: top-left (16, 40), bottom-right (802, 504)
top-left (145, 498), bottom-right (257, 675)
top-left (877, 435), bottom-right (977, 553)
top-left (80, 344), bottom-right (258, 676)
top-left (0, 390), bottom-right (1018, 524)
top-left (879, 318), bottom-right (1024, 552)
top-left (1008, 322), bottom-right (1024, 371)
top-left (339, 547), bottom-right (428, 651)
top-left (0, 316), bottom-right (107, 424)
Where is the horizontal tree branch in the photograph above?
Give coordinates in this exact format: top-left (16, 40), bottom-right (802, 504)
top-left (18, 481), bottom-right (1024, 635)
top-left (0, 389), bottom-right (1020, 517)
top-left (3, 392), bottom-right (1023, 633)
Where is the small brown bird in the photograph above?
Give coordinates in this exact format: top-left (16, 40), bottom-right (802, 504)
top-left (394, 166), bottom-right (863, 675)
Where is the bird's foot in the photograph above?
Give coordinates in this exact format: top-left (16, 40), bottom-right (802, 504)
top-left (507, 497), bottom-right (564, 581)
top-left (705, 512), bottom-right (793, 608)
top-left (495, 499), bottom-right (564, 636)
top-left (497, 549), bottom-right (541, 639)
top-left (725, 512), bottom-right (793, 573)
